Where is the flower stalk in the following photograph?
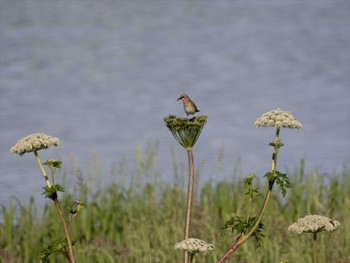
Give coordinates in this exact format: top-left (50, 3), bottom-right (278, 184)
top-left (51, 194), bottom-right (75, 263)
top-left (185, 148), bottom-right (195, 242)
top-left (218, 109), bottom-right (302, 262)
top-left (183, 147), bottom-right (194, 263)
top-left (37, 153), bottom-right (75, 263)
top-left (10, 133), bottom-right (76, 263)
top-left (218, 128), bottom-right (281, 262)
top-left (313, 232), bottom-right (318, 263)
top-left (34, 150), bottom-right (52, 188)
top-left (164, 115), bottom-right (207, 263)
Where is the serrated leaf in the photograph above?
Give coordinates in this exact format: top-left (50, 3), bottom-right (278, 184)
top-left (54, 184), bottom-right (65, 192)
top-left (264, 172), bottom-right (275, 180)
top-left (39, 237), bottom-right (77, 262)
top-left (42, 184), bottom-right (65, 199)
top-left (42, 186), bottom-right (57, 199)
top-left (274, 170), bottom-right (292, 197)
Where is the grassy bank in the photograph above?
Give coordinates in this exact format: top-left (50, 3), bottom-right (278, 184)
top-left (1, 155), bottom-right (349, 263)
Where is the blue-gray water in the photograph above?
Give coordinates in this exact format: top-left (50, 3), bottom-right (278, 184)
top-left (1, 1), bottom-right (349, 205)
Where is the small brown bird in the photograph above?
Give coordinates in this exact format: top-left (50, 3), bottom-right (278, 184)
top-left (177, 94), bottom-right (200, 117)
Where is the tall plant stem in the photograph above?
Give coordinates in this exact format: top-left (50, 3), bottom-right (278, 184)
top-left (33, 151), bottom-right (75, 263)
top-left (184, 148), bottom-right (195, 263)
top-left (34, 150), bottom-right (52, 188)
top-left (313, 233), bottom-right (318, 263)
top-left (53, 195), bottom-right (76, 263)
top-left (270, 128), bottom-right (280, 172)
top-left (218, 128), bottom-right (281, 263)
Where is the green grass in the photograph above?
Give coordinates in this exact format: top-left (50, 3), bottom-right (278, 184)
top-left (1, 148), bottom-right (349, 263)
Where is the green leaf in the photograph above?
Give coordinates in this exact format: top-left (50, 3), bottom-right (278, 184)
top-left (43, 159), bottom-right (62, 169)
top-left (252, 222), bottom-right (265, 247)
top-left (243, 173), bottom-right (255, 186)
top-left (42, 184), bottom-right (65, 199)
top-left (264, 172), bottom-right (275, 180)
top-left (268, 139), bottom-right (284, 148)
top-left (220, 215), bottom-right (265, 247)
top-left (66, 200), bottom-right (87, 215)
top-left (42, 186), bottom-right (57, 199)
top-left (53, 184), bottom-right (65, 193)
top-left (274, 171), bottom-right (292, 197)
top-left (39, 237), bottom-right (77, 262)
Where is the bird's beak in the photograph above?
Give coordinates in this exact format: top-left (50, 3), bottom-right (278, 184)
top-left (177, 96), bottom-right (183, 101)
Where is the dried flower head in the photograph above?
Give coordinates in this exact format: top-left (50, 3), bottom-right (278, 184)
top-left (255, 108), bottom-right (303, 129)
top-left (174, 238), bottom-right (214, 254)
top-left (288, 215), bottom-right (340, 234)
top-left (10, 133), bottom-right (60, 155)
top-left (164, 115), bottom-right (207, 149)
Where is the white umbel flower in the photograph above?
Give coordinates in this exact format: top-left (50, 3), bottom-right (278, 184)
top-left (255, 108), bottom-right (303, 129)
top-left (288, 215), bottom-right (340, 234)
top-left (10, 133), bottom-right (60, 155)
top-left (174, 238), bottom-right (214, 254)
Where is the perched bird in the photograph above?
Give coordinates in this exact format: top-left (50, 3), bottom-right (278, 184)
top-left (177, 94), bottom-right (200, 117)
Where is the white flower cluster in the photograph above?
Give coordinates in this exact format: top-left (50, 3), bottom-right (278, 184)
top-left (174, 238), bottom-right (214, 254)
top-left (10, 133), bottom-right (60, 155)
top-left (255, 108), bottom-right (303, 129)
top-left (288, 215), bottom-right (340, 234)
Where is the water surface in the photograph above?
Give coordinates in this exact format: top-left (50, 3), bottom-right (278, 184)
top-left (1, 1), bottom-right (349, 204)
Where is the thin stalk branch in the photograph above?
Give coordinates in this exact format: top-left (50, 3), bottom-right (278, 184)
top-left (33, 151), bottom-right (75, 263)
top-left (313, 233), bottom-right (318, 263)
top-left (53, 196), bottom-right (76, 263)
top-left (34, 150), bottom-right (51, 188)
top-left (184, 148), bottom-right (195, 263)
top-left (218, 128), bottom-right (281, 263)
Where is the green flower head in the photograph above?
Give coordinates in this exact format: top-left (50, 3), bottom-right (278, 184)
top-left (10, 133), bottom-right (60, 156)
top-left (44, 159), bottom-right (62, 168)
top-left (255, 108), bottom-right (303, 129)
top-left (164, 115), bottom-right (207, 149)
top-left (174, 238), bottom-right (214, 254)
top-left (288, 215), bottom-right (340, 234)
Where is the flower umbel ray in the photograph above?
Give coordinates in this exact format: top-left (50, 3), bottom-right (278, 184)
top-left (164, 115), bottom-right (207, 149)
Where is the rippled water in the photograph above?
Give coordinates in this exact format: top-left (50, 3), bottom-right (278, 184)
top-left (1, 1), bottom-right (349, 204)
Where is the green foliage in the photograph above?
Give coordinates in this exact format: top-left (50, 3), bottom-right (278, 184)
top-left (243, 173), bottom-right (261, 199)
top-left (219, 173), bottom-right (265, 248)
top-left (42, 184), bottom-right (65, 199)
top-left (40, 237), bottom-right (77, 263)
top-left (44, 159), bottom-right (62, 170)
top-left (66, 201), bottom-right (87, 216)
top-left (41, 159), bottom-right (64, 201)
top-left (44, 159), bottom-right (62, 185)
top-left (1, 155), bottom-right (349, 263)
top-left (220, 216), bottom-right (265, 247)
top-left (268, 138), bottom-right (284, 149)
top-left (264, 171), bottom-right (292, 197)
